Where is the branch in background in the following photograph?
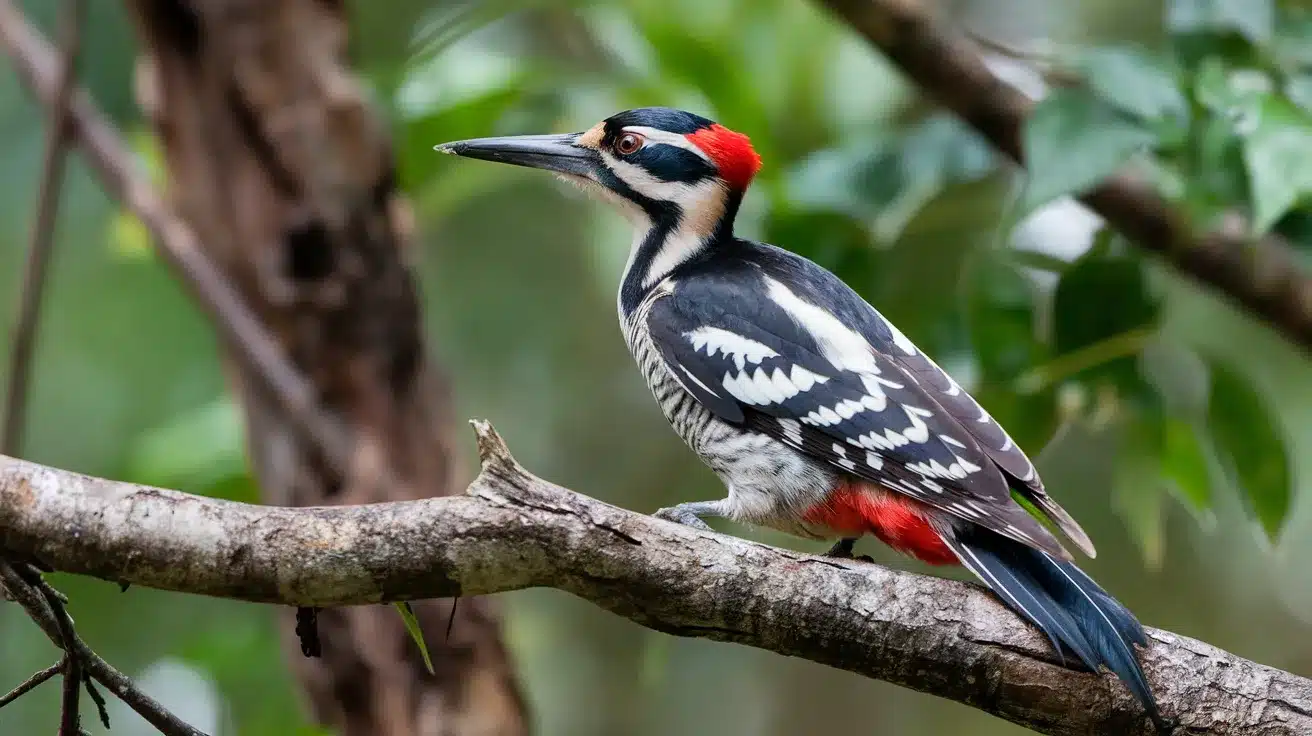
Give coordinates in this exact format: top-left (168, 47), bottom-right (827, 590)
top-left (0, 562), bottom-right (206, 736)
top-left (3, 422), bottom-right (1310, 736)
top-left (37, 571), bottom-right (84, 735)
top-left (0, 662), bottom-right (60, 709)
top-left (1, 2), bottom-right (528, 733)
top-left (1, 0), bottom-right (85, 456)
top-left (817, 0), bottom-right (1312, 354)
top-left (0, 0), bottom-right (357, 478)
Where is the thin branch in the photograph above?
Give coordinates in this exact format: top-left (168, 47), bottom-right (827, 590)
top-left (1, 422), bottom-right (1309, 736)
top-left (0, 662), bottom-right (61, 708)
top-left (817, 0), bottom-right (1312, 355)
top-left (37, 577), bottom-right (83, 735)
top-left (82, 674), bottom-right (110, 730)
top-left (0, 562), bottom-right (207, 736)
top-left (81, 650), bottom-right (202, 736)
top-left (0, 0), bottom-right (358, 480)
top-left (1, 0), bottom-right (85, 456)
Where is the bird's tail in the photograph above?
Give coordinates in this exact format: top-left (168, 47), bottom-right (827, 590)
top-left (945, 527), bottom-right (1161, 725)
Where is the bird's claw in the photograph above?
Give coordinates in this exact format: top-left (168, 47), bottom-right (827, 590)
top-left (825, 537), bottom-right (874, 563)
top-left (653, 506), bottom-right (714, 531)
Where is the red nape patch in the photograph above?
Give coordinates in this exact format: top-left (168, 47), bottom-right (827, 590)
top-left (685, 124), bottom-right (762, 190)
top-left (802, 482), bottom-right (959, 566)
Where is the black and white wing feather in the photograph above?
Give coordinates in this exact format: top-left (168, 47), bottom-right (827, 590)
top-left (645, 243), bottom-right (1091, 560)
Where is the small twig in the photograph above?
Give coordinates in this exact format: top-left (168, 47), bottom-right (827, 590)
top-left (57, 654), bottom-right (82, 734)
top-left (0, 562), bottom-right (207, 736)
top-left (82, 674), bottom-right (110, 730)
top-left (0, 0), bottom-right (85, 456)
top-left (82, 652), bottom-right (205, 736)
top-left (0, 662), bottom-right (61, 708)
top-left (445, 598), bottom-right (459, 641)
top-left (37, 578), bottom-right (82, 735)
top-left (1014, 326), bottom-right (1158, 394)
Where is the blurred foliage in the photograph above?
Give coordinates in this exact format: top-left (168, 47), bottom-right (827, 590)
top-left (5, 0), bottom-right (1312, 734)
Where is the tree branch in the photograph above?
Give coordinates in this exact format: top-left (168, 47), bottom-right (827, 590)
top-left (0, 3), bottom-right (527, 732)
top-left (0, 0), bottom-right (356, 476)
top-left (0, 562), bottom-right (205, 736)
top-left (0, 662), bottom-right (61, 709)
top-left (1, 0), bottom-right (85, 456)
top-left (2, 422), bottom-right (1309, 736)
top-left (817, 0), bottom-right (1312, 354)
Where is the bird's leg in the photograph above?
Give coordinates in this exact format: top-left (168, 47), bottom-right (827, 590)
top-left (653, 500), bottom-right (725, 532)
top-left (824, 537), bottom-right (875, 563)
top-left (825, 537), bottom-right (858, 558)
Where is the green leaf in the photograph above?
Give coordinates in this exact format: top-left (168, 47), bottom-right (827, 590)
top-left (1047, 251), bottom-right (1160, 392)
top-left (868, 114), bottom-right (997, 240)
top-left (394, 602), bottom-right (435, 675)
top-left (1167, 0), bottom-right (1274, 43)
top-left (964, 254), bottom-right (1059, 450)
top-left (1236, 92), bottom-right (1312, 233)
top-left (1160, 418), bottom-right (1213, 514)
top-left (1021, 89), bottom-right (1157, 212)
top-left (1205, 359), bottom-right (1291, 540)
top-left (967, 255), bottom-right (1044, 381)
top-left (1078, 47), bottom-right (1189, 124)
top-left (1194, 60), bottom-right (1272, 115)
top-left (1114, 413), bottom-right (1167, 570)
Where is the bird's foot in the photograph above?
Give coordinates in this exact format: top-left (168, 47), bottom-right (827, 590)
top-left (653, 505), bottom-right (714, 531)
top-left (824, 537), bottom-right (874, 563)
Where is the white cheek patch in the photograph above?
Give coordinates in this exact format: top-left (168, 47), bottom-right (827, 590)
top-left (621, 126), bottom-right (712, 161)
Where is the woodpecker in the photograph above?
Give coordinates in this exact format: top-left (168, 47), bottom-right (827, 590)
top-left (436, 107), bottom-right (1160, 723)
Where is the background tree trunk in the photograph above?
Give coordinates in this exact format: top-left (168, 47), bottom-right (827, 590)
top-left (122, 1), bottom-right (529, 733)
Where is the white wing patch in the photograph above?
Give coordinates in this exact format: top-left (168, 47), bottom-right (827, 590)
top-left (688, 327), bottom-right (841, 409)
top-left (901, 404), bottom-right (932, 443)
top-left (721, 365), bottom-right (828, 407)
top-left (687, 326), bottom-right (778, 370)
top-left (762, 276), bottom-right (881, 374)
top-left (790, 364), bottom-right (827, 392)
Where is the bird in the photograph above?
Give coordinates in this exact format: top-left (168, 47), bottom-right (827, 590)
top-left (435, 106), bottom-right (1161, 725)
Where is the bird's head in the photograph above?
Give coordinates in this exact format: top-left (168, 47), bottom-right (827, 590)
top-left (434, 107), bottom-right (761, 231)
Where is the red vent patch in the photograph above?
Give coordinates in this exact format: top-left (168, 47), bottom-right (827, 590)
top-left (685, 124), bottom-right (761, 190)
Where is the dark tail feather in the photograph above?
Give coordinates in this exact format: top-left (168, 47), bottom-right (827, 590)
top-left (947, 528), bottom-right (1161, 725)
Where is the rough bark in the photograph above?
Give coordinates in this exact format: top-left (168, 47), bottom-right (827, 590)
top-left (117, 2), bottom-right (528, 734)
top-left (2, 422), bottom-right (1310, 736)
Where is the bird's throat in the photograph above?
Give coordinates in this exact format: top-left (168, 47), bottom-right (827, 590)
top-left (617, 190), bottom-right (742, 321)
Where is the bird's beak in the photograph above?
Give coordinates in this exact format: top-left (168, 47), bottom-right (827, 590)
top-left (434, 133), bottom-right (598, 178)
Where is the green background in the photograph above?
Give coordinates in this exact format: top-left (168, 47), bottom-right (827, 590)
top-left (3, 0), bottom-right (1312, 733)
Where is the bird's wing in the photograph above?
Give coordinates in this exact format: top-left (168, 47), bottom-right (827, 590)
top-left (643, 260), bottom-right (1075, 560)
top-left (880, 320), bottom-right (1096, 557)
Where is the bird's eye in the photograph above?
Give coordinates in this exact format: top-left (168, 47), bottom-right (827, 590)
top-left (615, 133), bottom-right (644, 155)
